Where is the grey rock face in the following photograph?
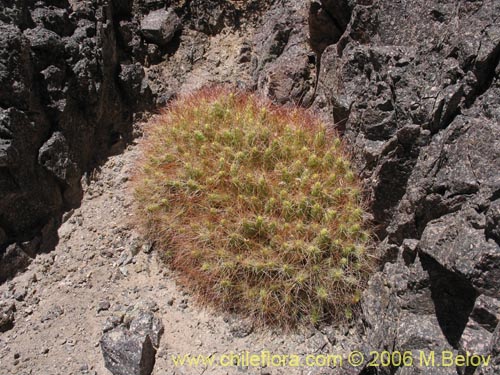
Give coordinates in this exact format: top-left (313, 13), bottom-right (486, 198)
top-left (128, 312), bottom-right (164, 348)
top-left (0, 1), bottom-right (497, 373)
top-left (140, 8), bottom-right (180, 46)
top-left (471, 295), bottom-right (500, 333)
top-left (308, 0), bottom-right (352, 55)
top-left (101, 310), bottom-right (163, 375)
top-left (38, 131), bottom-right (82, 206)
top-left (303, 0), bottom-right (500, 371)
top-left (188, 0), bottom-right (228, 35)
top-left (419, 210), bottom-right (500, 297)
top-left (486, 200), bottom-right (500, 244)
top-left (0, 0), bottom-right (160, 280)
top-left (252, 1), bottom-right (316, 106)
top-left (0, 23), bottom-right (33, 109)
top-left (118, 63), bottom-right (153, 109)
top-left (477, 325), bottom-right (500, 375)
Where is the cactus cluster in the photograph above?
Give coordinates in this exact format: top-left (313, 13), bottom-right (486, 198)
top-left (133, 88), bottom-right (373, 327)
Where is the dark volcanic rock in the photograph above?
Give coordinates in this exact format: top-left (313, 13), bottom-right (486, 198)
top-left (0, 0), bottom-right (163, 280)
top-left (419, 210), bottom-right (500, 297)
top-left (252, 2), bottom-right (316, 106)
top-left (31, 6), bottom-right (74, 36)
top-left (188, 0), bottom-right (229, 35)
top-left (308, 0), bottom-right (500, 372)
top-left (470, 295), bottom-right (500, 333)
top-left (140, 8), bottom-right (180, 47)
top-left (308, 0), bottom-right (352, 55)
top-left (0, 0), bottom-right (499, 372)
top-left (0, 23), bottom-right (34, 109)
top-left (128, 311), bottom-right (164, 348)
top-left (38, 131), bottom-right (82, 206)
top-left (486, 200), bottom-right (500, 245)
top-left (0, 245), bottom-right (33, 285)
top-left (118, 63), bottom-right (153, 110)
top-left (101, 310), bottom-right (163, 375)
top-left (101, 328), bottom-right (156, 375)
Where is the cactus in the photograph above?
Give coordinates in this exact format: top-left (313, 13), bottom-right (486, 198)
top-left (133, 88), bottom-right (373, 327)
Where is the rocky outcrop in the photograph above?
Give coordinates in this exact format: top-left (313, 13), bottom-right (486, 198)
top-left (251, 1), bottom-right (317, 106)
top-left (304, 0), bottom-right (500, 373)
top-left (0, 0), bottom-right (159, 281)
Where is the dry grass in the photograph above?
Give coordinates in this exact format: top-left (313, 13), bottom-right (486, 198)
top-left (133, 87), bottom-right (373, 327)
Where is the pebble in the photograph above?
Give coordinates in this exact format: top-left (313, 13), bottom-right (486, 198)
top-left (119, 267), bottom-right (128, 277)
top-left (97, 301), bottom-right (111, 313)
top-left (79, 364), bottom-right (89, 373)
top-left (103, 315), bottom-right (123, 332)
top-left (14, 288), bottom-right (27, 302)
top-left (142, 242), bottom-right (153, 254)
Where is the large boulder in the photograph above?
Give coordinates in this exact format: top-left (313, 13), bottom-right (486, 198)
top-left (101, 328), bottom-right (156, 375)
top-left (101, 310), bottom-right (164, 375)
top-left (140, 8), bottom-right (180, 46)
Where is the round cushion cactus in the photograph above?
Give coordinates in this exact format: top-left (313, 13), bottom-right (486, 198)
top-left (133, 88), bottom-right (373, 327)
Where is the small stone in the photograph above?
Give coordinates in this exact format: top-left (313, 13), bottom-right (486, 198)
top-left (41, 305), bottom-right (64, 322)
top-left (103, 315), bottom-right (123, 333)
top-left (229, 319), bottom-right (254, 338)
top-left (0, 301), bottom-right (16, 332)
top-left (119, 267), bottom-right (128, 277)
top-left (13, 287), bottom-right (27, 302)
top-left (136, 300), bottom-right (159, 313)
top-left (129, 311), bottom-right (164, 348)
top-left (142, 241), bottom-right (153, 254)
top-left (97, 301), bottom-right (111, 313)
top-left (101, 250), bottom-right (114, 258)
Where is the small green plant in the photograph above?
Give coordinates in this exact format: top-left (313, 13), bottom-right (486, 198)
top-left (133, 88), bottom-right (373, 327)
